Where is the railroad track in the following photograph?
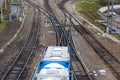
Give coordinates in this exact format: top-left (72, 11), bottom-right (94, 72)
top-left (53, 1), bottom-right (94, 80)
top-left (44, 0), bottom-right (70, 46)
top-left (69, 31), bottom-right (93, 80)
top-left (70, 51), bottom-right (92, 80)
top-left (58, 0), bottom-right (120, 79)
top-left (28, 0), bottom-right (61, 46)
top-left (1, 7), bottom-right (39, 80)
top-left (28, 0), bottom-right (70, 46)
top-left (27, 0), bottom-right (95, 80)
top-left (44, 0), bottom-right (62, 46)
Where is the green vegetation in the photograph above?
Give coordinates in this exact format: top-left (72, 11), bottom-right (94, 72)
top-left (115, 35), bottom-right (120, 40)
top-left (85, 0), bottom-right (103, 3)
top-left (0, 2), bottom-right (10, 33)
top-left (3, 8), bottom-right (9, 15)
top-left (75, 0), bottom-right (120, 38)
top-left (75, 0), bottom-right (105, 30)
top-left (0, 21), bottom-right (7, 33)
top-left (75, 0), bottom-right (101, 20)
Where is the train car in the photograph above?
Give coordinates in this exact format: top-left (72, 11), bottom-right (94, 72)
top-left (32, 46), bottom-right (70, 80)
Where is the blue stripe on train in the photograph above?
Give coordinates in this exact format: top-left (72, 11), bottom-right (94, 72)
top-left (38, 61), bottom-right (70, 69)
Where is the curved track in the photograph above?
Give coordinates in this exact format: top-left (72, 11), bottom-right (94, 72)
top-left (44, 0), bottom-right (70, 46)
top-left (1, 8), bottom-right (40, 80)
top-left (58, 0), bottom-right (120, 79)
top-left (26, 0), bottom-right (95, 80)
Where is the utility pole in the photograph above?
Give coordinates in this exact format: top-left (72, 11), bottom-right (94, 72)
top-left (111, 0), bottom-right (114, 15)
top-left (111, 0), bottom-right (114, 30)
top-left (106, 0), bottom-right (110, 33)
top-left (106, 0), bottom-right (114, 33)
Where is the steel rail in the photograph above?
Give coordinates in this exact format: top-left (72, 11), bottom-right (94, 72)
top-left (28, 0), bottom-right (89, 80)
top-left (58, 0), bottom-right (120, 79)
top-left (1, 8), bottom-right (39, 80)
top-left (27, 0), bottom-right (62, 46)
top-left (57, 1), bottom-right (96, 80)
top-left (27, 0), bottom-right (70, 46)
top-left (44, 0), bottom-right (70, 46)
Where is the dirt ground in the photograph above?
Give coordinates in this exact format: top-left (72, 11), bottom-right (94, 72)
top-left (0, 0), bottom-right (120, 80)
top-left (19, 0), bottom-right (57, 79)
top-left (0, 5), bottom-right (33, 79)
top-left (0, 0), bottom-right (57, 79)
top-left (0, 20), bottom-right (21, 48)
top-left (65, 0), bottom-right (120, 80)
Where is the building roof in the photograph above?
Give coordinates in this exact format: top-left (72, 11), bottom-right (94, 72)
top-left (0, 0), bottom-right (4, 8)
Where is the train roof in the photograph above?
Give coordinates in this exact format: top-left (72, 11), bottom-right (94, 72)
top-left (42, 46), bottom-right (70, 61)
top-left (35, 63), bottom-right (69, 80)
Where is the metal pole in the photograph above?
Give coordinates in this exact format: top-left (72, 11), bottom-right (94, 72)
top-left (111, 0), bottom-right (114, 15)
top-left (111, 0), bottom-right (114, 28)
top-left (106, 0), bottom-right (110, 33)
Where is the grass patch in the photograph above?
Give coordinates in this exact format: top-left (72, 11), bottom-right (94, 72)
top-left (75, 1), bottom-right (101, 19)
top-left (75, 0), bottom-right (120, 31)
top-left (75, 2), bottom-right (81, 12)
top-left (0, 21), bottom-right (7, 33)
top-left (115, 35), bottom-right (120, 40)
top-left (75, 0), bottom-right (106, 30)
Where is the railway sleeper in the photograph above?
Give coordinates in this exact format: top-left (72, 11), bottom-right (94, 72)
top-left (12, 66), bottom-right (23, 70)
top-left (76, 75), bottom-right (90, 80)
top-left (106, 59), bottom-right (119, 63)
top-left (17, 61), bottom-right (25, 65)
top-left (102, 56), bottom-right (119, 63)
top-left (103, 56), bottom-right (117, 60)
top-left (75, 72), bottom-right (85, 75)
top-left (7, 73), bottom-right (18, 77)
top-left (15, 64), bottom-right (24, 67)
top-left (6, 77), bottom-right (17, 80)
top-left (10, 70), bottom-right (20, 74)
top-left (5, 73), bottom-right (19, 79)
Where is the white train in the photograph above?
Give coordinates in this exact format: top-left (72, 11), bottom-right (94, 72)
top-left (32, 46), bottom-right (71, 80)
